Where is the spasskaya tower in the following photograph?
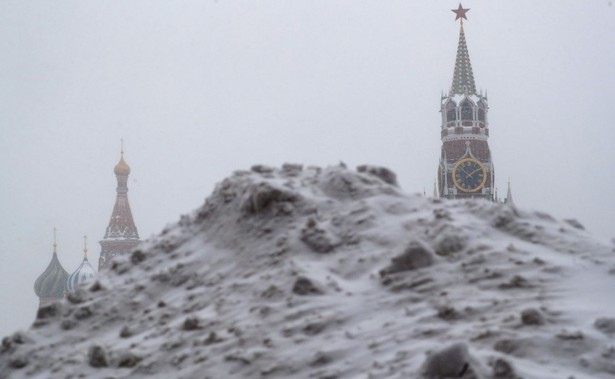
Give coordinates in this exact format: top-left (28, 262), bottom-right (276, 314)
top-left (437, 4), bottom-right (495, 201)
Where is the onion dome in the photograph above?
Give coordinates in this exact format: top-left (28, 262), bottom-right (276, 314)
top-left (67, 236), bottom-right (96, 292)
top-left (114, 153), bottom-right (131, 176)
top-left (34, 230), bottom-right (69, 301)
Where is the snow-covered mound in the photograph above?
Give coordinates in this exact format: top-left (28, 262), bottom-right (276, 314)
top-left (2, 164), bottom-right (615, 379)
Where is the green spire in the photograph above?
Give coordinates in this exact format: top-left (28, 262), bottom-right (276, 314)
top-left (450, 22), bottom-right (477, 95)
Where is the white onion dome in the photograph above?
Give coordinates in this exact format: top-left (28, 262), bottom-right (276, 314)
top-left (67, 257), bottom-right (95, 292)
top-left (67, 238), bottom-right (96, 292)
top-left (34, 251), bottom-right (69, 299)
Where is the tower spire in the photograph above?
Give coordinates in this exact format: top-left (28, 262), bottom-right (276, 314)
top-left (99, 146), bottom-right (141, 270)
top-left (505, 179), bottom-right (515, 206)
top-left (450, 4), bottom-right (477, 95)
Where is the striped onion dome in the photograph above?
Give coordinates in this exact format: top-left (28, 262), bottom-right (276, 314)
top-left (34, 251), bottom-right (69, 300)
top-left (67, 237), bottom-right (96, 292)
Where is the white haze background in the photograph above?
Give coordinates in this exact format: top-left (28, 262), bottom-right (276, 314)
top-left (0, 1), bottom-right (614, 338)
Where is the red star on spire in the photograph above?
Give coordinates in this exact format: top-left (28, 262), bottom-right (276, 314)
top-left (452, 3), bottom-right (470, 21)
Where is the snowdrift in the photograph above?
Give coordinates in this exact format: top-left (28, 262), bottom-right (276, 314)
top-left (2, 164), bottom-right (614, 379)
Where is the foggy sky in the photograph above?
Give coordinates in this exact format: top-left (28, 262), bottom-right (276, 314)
top-left (1, 1), bottom-right (614, 338)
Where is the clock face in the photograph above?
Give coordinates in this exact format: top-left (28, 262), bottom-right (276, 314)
top-left (452, 158), bottom-right (487, 192)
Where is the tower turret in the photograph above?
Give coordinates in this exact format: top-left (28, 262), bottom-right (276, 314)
top-left (437, 4), bottom-right (495, 201)
top-left (99, 145), bottom-right (141, 270)
top-left (34, 229), bottom-right (69, 308)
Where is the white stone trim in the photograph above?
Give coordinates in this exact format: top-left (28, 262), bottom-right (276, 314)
top-left (442, 134), bottom-right (489, 142)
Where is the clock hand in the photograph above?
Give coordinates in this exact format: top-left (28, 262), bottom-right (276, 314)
top-left (459, 167), bottom-right (472, 177)
top-left (468, 168), bottom-right (482, 177)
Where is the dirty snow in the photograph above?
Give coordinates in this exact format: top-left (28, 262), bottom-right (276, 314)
top-left (1, 164), bottom-right (614, 379)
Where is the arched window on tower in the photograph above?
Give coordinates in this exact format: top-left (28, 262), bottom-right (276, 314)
top-left (446, 101), bottom-right (457, 122)
top-left (478, 101), bottom-right (486, 122)
top-left (461, 100), bottom-right (473, 121)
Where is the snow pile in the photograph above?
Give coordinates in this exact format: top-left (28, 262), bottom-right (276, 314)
top-left (2, 164), bottom-right (615, 379)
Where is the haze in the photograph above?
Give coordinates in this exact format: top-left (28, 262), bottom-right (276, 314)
top-left (1, 1), bottom-right (614, 338)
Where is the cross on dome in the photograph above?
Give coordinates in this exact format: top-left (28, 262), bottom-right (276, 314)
top-left (53, 227), bottom-right (57, 253)
top-left (83, 235), bottom-right (88, 258)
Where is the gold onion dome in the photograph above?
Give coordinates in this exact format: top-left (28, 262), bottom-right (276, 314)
top-left (114, 153), bottom-right (131, 175)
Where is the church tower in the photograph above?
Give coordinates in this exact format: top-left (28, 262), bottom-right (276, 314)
top-left (98, 146), bottom-right (141, 270)
top-left (437, 5), bottom-right (495, 201)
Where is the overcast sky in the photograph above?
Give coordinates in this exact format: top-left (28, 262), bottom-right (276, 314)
top-left (1, 1), bottom-right (614, 337)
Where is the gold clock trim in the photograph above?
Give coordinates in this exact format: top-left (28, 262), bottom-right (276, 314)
top-left (452, 158), bottom-right (487, 193)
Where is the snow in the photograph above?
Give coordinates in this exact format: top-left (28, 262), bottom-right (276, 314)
top-left (1, 164), bottom-right (614, 379)
top-left (442, 94), bottom-right (486, 106)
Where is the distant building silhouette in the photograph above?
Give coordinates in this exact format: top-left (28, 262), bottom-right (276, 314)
top-left (34, 147), bottom-right (142, 312)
